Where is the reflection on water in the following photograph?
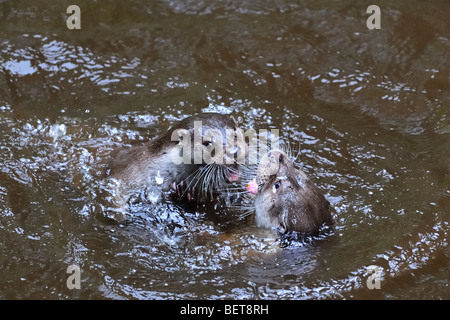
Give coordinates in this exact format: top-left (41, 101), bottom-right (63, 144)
top-left (0, 0), bottom-right (449, 299)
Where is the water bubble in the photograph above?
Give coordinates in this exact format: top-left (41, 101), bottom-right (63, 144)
top-left (23, 123), bottom-right (34, 131)
top-left (155, 170), bottom-right (164, 185)
top-left (147, 188), bottom-right (160, 204)
top-left (228, 146), bottom-right (239, 154)
top-left (48, 123), bottom-right (67, 141)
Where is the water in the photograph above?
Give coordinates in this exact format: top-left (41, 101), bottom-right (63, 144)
top-left (0, 0), bottom-right (449, 299)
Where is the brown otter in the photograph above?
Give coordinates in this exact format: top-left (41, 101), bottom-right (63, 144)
top-left (246, 150), bottom-right (333, 235)
top-left (104, 113), bottom-right (245, 221)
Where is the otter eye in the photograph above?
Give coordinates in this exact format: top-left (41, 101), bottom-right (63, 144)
top-left (202, 141), bottom-right (213, 147)
top-left (203, 135), bottom-right (217, 147)
top-left (273, 180), bottom-right (281, 193)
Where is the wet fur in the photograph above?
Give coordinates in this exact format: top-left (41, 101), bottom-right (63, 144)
top-left (254, 150), bottom-right (333, 235)
top-left (106, 113), bottom-right (242, 219)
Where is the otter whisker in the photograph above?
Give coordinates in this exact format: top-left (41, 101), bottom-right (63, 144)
top-left (212, 164), bottom-right (223, 195)
top-left (199, 164), bottom-right (213, 198)
top-left (279, 138), bottom-right (302, 166)
top-left (179, 164), bottom-right (208, 198)
top-left (193, 165), bottom-right (215, 197)
top-left (197, 163), bottom-right (217, 199)
top-left (289, 142), bottom-right (302, 165)
top-left (235, 209), bottom-right (254, 219)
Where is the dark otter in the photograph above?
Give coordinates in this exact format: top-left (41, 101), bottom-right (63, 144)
top-left (104, 113), bottom-right (244, 220)
top-left (247, 150), bottom-right (333, 235)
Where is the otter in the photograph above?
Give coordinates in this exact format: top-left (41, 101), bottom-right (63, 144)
top-left (246, 150), bottom-right (333, 236)
top-left (104, 113), bottom-right (245, 221)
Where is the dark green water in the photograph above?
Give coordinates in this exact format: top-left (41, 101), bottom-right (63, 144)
top-left (0, 0), bottom-right (448, 299)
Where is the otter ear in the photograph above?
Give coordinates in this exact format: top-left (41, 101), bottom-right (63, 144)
top-left (172, 128), bottom-right (189, 140)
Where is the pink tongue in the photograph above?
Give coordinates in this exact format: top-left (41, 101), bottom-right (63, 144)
top-left (228, 171), bottom-right (240, 183)
top-left (246, 179), bottom-right (258, 195)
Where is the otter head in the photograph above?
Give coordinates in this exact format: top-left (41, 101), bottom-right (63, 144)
top-left (250, 150), bottom-right (332, 235)
top-left (165, 113), bottom-right (247, 200)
